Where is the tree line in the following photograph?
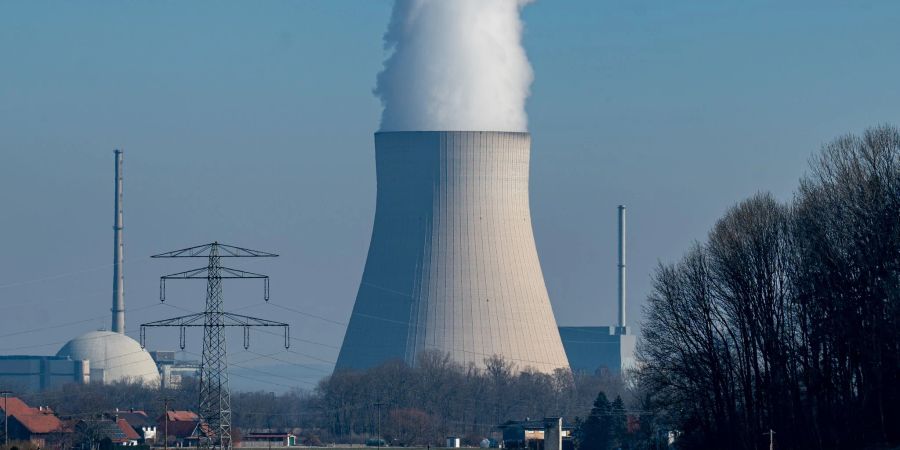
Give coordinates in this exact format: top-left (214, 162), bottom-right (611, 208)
top-left (309, 351), bottom-right (625, 446)
top-left (637, 124), bottom-right (900, 449)
top-left (19, 351), bottom-right (626, 447)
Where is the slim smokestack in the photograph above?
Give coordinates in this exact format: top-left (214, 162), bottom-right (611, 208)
top-left (112, 149), bottom-right (125, 334)
top-left (617, 204), bottom-right (626, 330)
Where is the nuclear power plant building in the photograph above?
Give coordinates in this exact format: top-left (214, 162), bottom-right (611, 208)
top-left (0, 356), bottom-right (90, 391)
top-left (336, 131), bottom-right (571, 374)
top-left (0, 150), bottom-right (160, 390)
top-left (558, 206), bottom-right (635, 375)
top-left (558, 326), bottom-right (635, 374)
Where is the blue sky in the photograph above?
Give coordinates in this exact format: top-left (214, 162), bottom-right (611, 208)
top-left (1, 0), bottom-right (898, 390)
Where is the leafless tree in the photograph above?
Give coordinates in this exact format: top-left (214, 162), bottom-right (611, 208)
top-left (637, 125), bottom-right (900, 449)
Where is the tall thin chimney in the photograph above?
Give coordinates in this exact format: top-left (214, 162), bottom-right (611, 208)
top-left (112, 149), bottom-right (125, 334)
top-left (617, 204), bottom-right (626, 331)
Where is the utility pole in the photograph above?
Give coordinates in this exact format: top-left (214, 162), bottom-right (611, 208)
top-left (1, 390), bottom-right (11, 448)
top-left (141, 242), bottom-right (290, 450)
top-left (161, 397), bottom-right (171, 450)
top-left (763, 429), bottom-right (775, 450)
top-left (267, 417), bottom-right (272, 450)
top-left (374, 402), bottom-right (385, 449)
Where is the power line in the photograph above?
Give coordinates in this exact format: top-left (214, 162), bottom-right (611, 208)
top-left (0, 303), bottom-right (162, 340)
top-left (0, 263), bottom-right (117, 290)
top-left (180, 350), bottom-right (318, 387)
top-left (0, 254), bottom-right (158, 291)
top-left (241, 348), bottom-right (332, 375)
top-left (268, 302), bottom-right (346, 327)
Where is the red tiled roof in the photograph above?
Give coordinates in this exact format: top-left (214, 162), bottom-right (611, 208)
top-left (0, 397), bottom-right (63, 434)
top-left (157, 411), bottom-right (214, 439)
top-left (161, 410), bottom-right (199, 422)
top-left (117, 411), bottom-right (152, 429)
top-left (0, 397), bottom-right (33, 417)
top-left (117, 418), bottom-right (141, 440)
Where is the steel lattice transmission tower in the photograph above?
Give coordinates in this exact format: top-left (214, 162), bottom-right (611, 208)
top-left (141, 242), bottom-right (290, 450)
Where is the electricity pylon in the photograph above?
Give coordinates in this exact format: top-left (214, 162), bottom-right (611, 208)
top-left (141, 242), bottom-right (290, 450)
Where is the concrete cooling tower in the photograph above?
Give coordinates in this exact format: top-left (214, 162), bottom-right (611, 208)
top-left (336, 131), bottom-right (570, 374)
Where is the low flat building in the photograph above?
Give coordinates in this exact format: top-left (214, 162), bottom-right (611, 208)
top-left (0, 355), bottom-right (89, 391)
top-left (558, 326), bottom-right (635, 375)
top-left (498, 418), bottom-right (574, 450)
top-left (240, 432), bottom-right (296, 447)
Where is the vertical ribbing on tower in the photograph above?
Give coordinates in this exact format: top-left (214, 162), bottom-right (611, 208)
top-left (112, 149), bottom-right (125, 334)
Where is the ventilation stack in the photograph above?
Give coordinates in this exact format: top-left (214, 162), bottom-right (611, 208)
top-left (336, 131), bottom-right (571, 374)
top-left (616, 204), bottom-right (627, 335)
top-left (112, 149), bottom-right (125, 334)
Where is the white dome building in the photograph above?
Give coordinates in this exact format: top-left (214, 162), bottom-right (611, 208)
top-left (57, 331), bottom-right (160, 385)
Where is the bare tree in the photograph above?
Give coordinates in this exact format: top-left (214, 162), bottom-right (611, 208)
top-left (637, 125), bottom-right (900, 449)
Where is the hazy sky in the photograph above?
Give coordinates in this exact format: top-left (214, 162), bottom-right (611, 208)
top-left (1, 0), bottom-right (898, 391)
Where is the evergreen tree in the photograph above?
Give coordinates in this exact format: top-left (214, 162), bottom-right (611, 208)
top-left (610, 395), bottom-right (627, 449)
top-left (578, 391), bottom-right (612, 450)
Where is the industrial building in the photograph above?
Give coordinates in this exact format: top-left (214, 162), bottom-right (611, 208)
top-left (558, 206), bottom-right (635, 375)
top-left (56, 330), bottom-right (160, 385)
top-left (53, 150), bottom-right (159, 386)
top-left (557, 326), bottom-right (635, 374)
top-left (150, 350), bottom-right (200, 389)
top-left (0, 355), bottom-right (89, 391)
top-left (336, 131), bottom-right (570, 374)
top-left (0, 150), bottom-right (160, 389)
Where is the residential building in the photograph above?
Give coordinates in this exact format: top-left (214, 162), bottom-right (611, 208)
top-left (0, 397), bottom-right (65, 447)
top-left (115, 409), bottom-right (157, 442)
top-left (157, 410), bottom-right (212, 447)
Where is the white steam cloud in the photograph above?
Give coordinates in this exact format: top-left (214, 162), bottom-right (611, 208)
top-left (375, 0), bottom-right (535, 132)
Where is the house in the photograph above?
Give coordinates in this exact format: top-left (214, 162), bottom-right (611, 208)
top-left (117, 418), bottom-right (142, 446)
top-left (74, 418), bottom-right (140, 447)
top-left (157, 410), bottom-right (213, 447)
top-left (497, 418), bottom-right (575, 450)
top-left (115, 409), bottom-right (157, 442)
top-left (0, 396), bottom-right (65, 447)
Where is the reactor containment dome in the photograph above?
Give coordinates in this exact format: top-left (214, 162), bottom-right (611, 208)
top-left (56, 331), bottom-right (160, 385)
top-left (336, 131), bottom-right (570, 374)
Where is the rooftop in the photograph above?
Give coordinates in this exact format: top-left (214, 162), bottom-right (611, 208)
top-left (0, 396), bottom-right (63, 434)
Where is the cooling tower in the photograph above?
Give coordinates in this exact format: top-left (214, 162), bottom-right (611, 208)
top-left (336, 131), bottom-right (570, 374)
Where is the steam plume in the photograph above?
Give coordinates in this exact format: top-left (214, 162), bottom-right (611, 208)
top-left (375, 0), bottom-right (535, 132)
